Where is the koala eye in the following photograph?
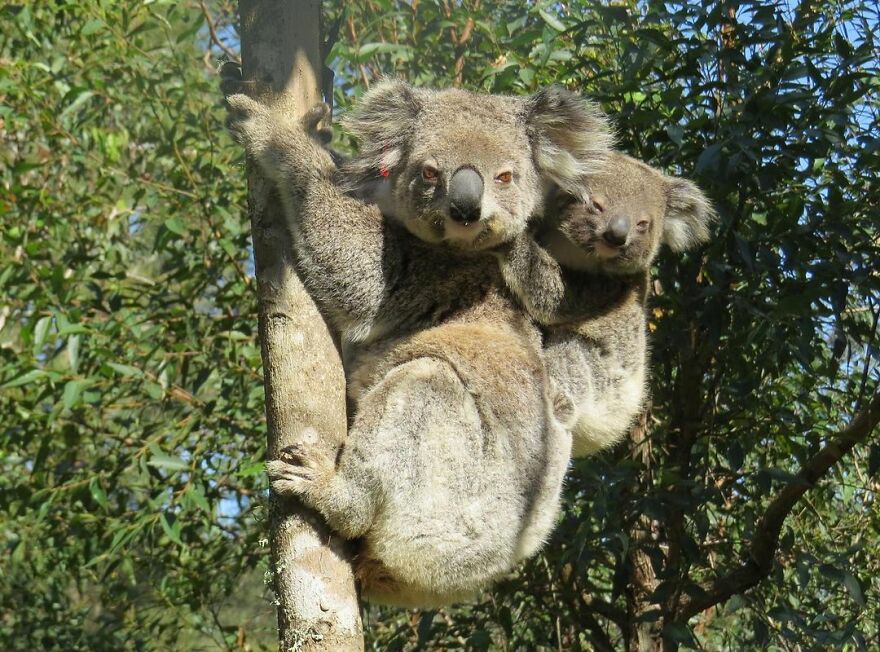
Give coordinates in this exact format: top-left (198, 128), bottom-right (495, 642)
top-left (495, 171), bottom-right (512, 184)
top-left (636, 220), bottom-right (650, 233)
top-left (422, 165), bottom-right (439, 183)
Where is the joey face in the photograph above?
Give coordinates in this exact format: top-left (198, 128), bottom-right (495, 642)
top-left (551, 152), bottom-right (715, 274)
top-left (555, 175), bottom-right (666, 275)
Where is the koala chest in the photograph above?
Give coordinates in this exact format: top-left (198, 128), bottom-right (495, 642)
top-left (546, 311), bottom-right (648, 455)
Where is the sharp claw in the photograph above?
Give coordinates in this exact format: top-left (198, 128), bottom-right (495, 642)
top-left (218, 60), bottom-right (242, 80)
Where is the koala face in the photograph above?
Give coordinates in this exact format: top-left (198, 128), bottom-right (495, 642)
top-left (550, 152), bottom-right (716, 274)
top-left (340, 81), bottom-right (612, 251)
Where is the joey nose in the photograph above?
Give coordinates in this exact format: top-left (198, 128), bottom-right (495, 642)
top-left (603, 215), bottom-right (630, 247)
top-left (448, 166), bottom-right (484, 224)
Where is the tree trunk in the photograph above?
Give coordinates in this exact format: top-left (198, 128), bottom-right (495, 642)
top-left (624, 406), bottom-right (666, 652)
top-left (237, 2), bottom-right (364, 650)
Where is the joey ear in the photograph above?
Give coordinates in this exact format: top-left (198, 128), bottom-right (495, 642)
top-left (523, 86), bottom-right (614, 199)
top-left (663, 177), bottom-right (717, 251)
top-left (340, 79), bottom-right (422, 187)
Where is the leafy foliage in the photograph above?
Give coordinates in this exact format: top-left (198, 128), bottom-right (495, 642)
top-left (1, 2), bottom-right (273, 648)
top-left (1, 1), bottom-right (878, 650)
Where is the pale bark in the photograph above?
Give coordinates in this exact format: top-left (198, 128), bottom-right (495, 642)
top-left (237, 2), bottom-right (363, 650)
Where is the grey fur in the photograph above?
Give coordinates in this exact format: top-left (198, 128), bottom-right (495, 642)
top-left (220, 71), bottom-right (613, 606)
top-left (498, 152), bottom-right (716, 456)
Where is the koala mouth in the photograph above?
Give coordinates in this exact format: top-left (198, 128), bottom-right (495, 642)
top-left (593, 240), bottom-right (623, 259)
top-left (445, 218), bottom-right (482, 235)
top-left (444, 219), bottom-right (492, 249)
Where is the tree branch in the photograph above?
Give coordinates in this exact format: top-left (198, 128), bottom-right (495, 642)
top-left (677, 390), bottom-right (880, 620)
top-left (199, 0), bottom-right (240, 63)
top-left (581, 593), bottom-right (627, 630)
top-left (582, 612), bottom-right (616, 652)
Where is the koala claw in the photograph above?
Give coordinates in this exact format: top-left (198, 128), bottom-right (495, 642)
top-left (218, 61), bottom-right (246, 98)
top-left (218, 60), bottom-right (242, 80)
top-left (266, 442), bottom-right (335, 497)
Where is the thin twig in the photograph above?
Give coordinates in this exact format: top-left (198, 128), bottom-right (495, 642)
top-left (199, 0), bottom-right (240, 63)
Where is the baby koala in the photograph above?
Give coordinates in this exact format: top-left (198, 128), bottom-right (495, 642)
top-left (498, 152), bottom-right (715, 456)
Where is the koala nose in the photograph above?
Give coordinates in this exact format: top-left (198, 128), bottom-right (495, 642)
top-left (448, 166), bottom-right (484, 224)
top-left (603, 215), bottom-right (630, 247)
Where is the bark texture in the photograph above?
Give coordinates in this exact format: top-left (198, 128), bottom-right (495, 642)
top-left (237, 2), bottom-right (364, 650)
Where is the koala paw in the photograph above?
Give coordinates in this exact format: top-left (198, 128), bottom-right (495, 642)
top-left (223, 93), bottom-right (273, 153)
top-left (551, 382), bottom-right (576, 429)
top-left (266, 442), bottom-right (335, 498)
top-left (302, 102), bottom-right (333, 145)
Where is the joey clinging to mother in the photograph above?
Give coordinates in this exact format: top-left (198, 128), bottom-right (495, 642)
top-left (221, 64), bottom-right (615, 607)
top-left (498, 151), bottom-right (716, 457)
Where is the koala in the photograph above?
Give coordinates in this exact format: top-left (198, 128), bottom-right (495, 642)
top-left (497, 151), bottom-right (715, 457)
top-left (220, 66), bottom-right (613, 606)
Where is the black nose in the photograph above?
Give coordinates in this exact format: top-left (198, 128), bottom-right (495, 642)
top-left (448, 166), bottom-right (483, 224)
top-left (603, 215), bottom-right (630, 246)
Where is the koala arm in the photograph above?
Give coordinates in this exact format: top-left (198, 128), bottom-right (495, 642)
top-left (497, 231), bottom-right (623, 326)
top-left (496, 231), bottom-right (566, 325)
top-left (224, 92), bottom-right (398, 339)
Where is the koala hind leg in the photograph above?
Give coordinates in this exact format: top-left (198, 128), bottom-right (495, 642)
top-left (267, 442), bottom-right (376, 540)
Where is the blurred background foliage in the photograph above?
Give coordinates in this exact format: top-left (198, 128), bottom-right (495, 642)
top-left (1, 0), bottom-right (877, 650)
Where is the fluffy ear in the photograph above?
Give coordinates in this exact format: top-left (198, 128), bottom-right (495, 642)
top-left (339, 79), bottom-right (422, 192)
top-left (522, 86), bottom-right (614, 200)
top-left (663, 177), bottom-right (717, 251)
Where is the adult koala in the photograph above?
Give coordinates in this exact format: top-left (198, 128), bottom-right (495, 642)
top-left (220, 65), bottom-right (612, 606)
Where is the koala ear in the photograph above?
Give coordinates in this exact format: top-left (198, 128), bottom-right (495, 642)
top-left (340, 79), bottom-right (422, 191)
top-left (663, 177), bottom-right (717, 252)
top-left (523, 86), bottom-right (614, 200)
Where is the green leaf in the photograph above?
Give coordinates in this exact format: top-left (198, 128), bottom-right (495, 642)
top-left (417, 611), bottom-right (435, 645)
top-left (235, 461), bottom-right (264, 478)
top-left (144, 381), bottom-right (164, 400)
top-left (186, 485), bottom-right (211, 514)
top-left (160, 512), bottom-right (184, 546)
top-left (666, 124), bottom-right (684, 147)
top-left (107, 362), bottom-right (143, 377)
top-left (67, 334), bottom-right (80, 372)
top-left (147, 444), bottom-right (188, 471)
top-left (89, 477), bottom-right (109, 510)
top-left (663, 622), bottom-right (698, 647)
top-left (81, 19), bottom-right (104, 36)
top-left (842, 572), bottom-right (866, 608)
top-left (62, 379), bottom-right (87, 409)
top-left (32, 316), bottom-right (52, 356)
top-left (696, 143), bottom-right (723, 174)
top-left (1, 369), bottom-right (47, 389)
top-left (163, 217), bottom-right (186, 235)
top-left (538, 8), bottom-right (565, 32)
